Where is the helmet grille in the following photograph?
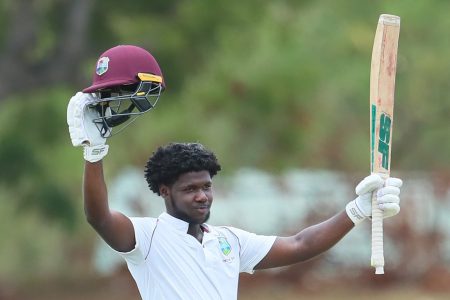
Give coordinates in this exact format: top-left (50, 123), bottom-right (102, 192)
top-left (90, 80), bottom-right (162, 137)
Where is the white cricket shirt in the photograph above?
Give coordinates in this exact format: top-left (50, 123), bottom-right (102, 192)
top-left (118, 212), bottom-right (276, 300)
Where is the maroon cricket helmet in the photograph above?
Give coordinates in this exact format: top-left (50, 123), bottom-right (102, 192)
top-left (83, 45), bottom-right (165, 93)
top-left (82, 45), bottom-right (165, 138)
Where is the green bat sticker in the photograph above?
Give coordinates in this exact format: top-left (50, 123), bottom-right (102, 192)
top-left (378, 113), bottom-right (391, 170)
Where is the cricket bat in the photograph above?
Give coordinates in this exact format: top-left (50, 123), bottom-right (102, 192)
top-left (370, 14), bottom-right (400, 275)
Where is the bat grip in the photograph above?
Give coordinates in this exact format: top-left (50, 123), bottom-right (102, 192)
top-left (371, 188), bottom-right (384, 274)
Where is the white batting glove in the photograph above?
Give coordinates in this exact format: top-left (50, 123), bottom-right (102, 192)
top-left (346, 174), bottom-right (402, 225)
top-left (67, 92), bottom-right (109, 163)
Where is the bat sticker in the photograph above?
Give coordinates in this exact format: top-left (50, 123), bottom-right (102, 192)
top-left (378, 113), bottom-right (392, 170)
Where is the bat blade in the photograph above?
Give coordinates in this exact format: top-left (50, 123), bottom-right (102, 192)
top-left (369, 14), bottom-right (400, 275)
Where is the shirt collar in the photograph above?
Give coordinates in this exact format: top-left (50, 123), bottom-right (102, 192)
top-left (158, 212), bottom-right (190, 232)
top-left (158, 212), bottom-right (211, 234)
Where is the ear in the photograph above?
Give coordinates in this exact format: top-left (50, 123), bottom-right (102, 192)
top-left (159, 184), bottom-right (170, 199)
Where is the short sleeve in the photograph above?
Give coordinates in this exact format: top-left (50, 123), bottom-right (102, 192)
top-left (117, 217), bottom-right (157, 266)
top-left (223, 227), bottom-right (276, 274)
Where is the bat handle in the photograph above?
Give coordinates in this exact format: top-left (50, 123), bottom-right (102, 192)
top-left (371, 184), bottom-right (384, 274)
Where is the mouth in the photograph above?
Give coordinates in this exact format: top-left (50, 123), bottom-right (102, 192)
top-left (195, 205), bottom-right (210, 214)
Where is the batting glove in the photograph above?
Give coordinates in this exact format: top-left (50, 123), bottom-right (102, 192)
top-left (67, 92), bottom-right (109, 163)
top-left (346, 174), bottom-right (402, 225)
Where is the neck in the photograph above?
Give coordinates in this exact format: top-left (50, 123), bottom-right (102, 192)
top-left (187, 224), bottom-right (204, 243)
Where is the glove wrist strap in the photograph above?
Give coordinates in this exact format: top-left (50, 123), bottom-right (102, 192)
top-left (84, 145), bottom-right (109, 163)
top-left (346, 200), bottom-right (367, 225)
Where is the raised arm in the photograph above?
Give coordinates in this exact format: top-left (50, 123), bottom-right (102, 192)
top-left (255, 211), bottom-right (353, 269)
top-left (68, 92), bottom-right (135, 252)
top-left (83, 161), bottom-right (135, 252)
top-left (256, 174), bottom-right (402, 269)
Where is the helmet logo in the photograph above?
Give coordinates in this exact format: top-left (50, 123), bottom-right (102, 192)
top-left (96, 57), bottom-right (110, 76)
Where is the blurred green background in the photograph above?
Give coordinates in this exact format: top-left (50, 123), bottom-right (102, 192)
top-left (0, 0), bottom-right (449, 299)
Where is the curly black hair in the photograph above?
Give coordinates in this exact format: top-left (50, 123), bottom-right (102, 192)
top-left (144, 142), bottom-right (222, 195)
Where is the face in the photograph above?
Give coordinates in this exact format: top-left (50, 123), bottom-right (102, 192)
top-left (161, 171), bottom-right (213, 225)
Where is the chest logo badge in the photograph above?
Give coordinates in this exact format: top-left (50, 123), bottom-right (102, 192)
top-left (218, 237), bottom-right (231, 256)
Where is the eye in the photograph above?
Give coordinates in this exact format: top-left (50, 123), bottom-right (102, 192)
top-left (184, 186), bottom-right (196, 193)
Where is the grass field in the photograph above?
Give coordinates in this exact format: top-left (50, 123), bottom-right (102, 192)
top-left (6, 271), bottom-right (449, 300)
top-left (12, 285), bottom-right (450, 300)
top-left (240, 286), bottom-right (449, 300)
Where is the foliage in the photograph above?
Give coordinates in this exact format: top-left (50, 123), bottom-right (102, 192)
top-left (0, 88), bottom-right (81, 229)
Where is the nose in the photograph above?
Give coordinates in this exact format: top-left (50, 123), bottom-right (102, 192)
top-left (194, 189), bottom-right (208, 202)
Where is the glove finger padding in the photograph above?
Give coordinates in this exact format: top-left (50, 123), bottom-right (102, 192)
top-left (67, 92), bottom-right (87, 146)
top-left (379, 203), bottom-right (400, 218)
top-left (378, 177), bottom-right (402, 219)
top-left (377, 186), bottom-right (400, 199)
top-left (355, 174), bottom-right (384, 195)
top-left (385, 177), bottom-right (403, 188)
top-left (83, 105), bottom-right (109, 146)
top-left (67, 92), bottom-right (107, 147)
top-left (377, 185), bottom-right (401, 218)
top-left (377, 193), bottom-right (400, 205)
